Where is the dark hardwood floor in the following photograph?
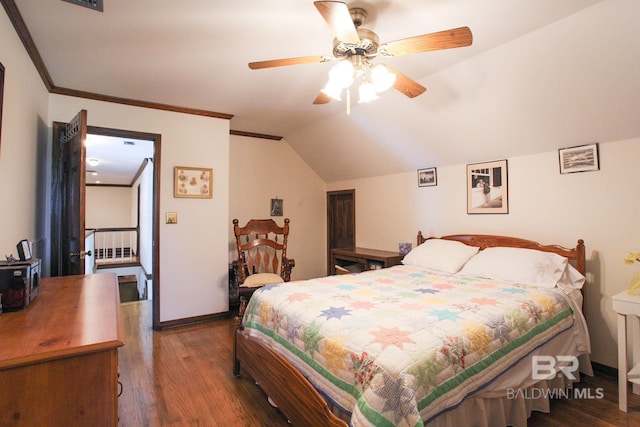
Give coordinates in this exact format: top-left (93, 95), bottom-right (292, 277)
top-left (118, 300), bottom-right (290, 426)
top-left (118, 300), bottom-right (640, 426)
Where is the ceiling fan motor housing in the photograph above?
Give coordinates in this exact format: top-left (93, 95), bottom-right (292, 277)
top-left (333, 28), bottom-right (379, 59)
top-left (332, 6), bottom-right (379, 60)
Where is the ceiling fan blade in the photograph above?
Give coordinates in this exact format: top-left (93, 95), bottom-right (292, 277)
top-left (314, 1), bottom-right (360, 44)
top-left (249, 56), bottom-right (328, 70)
top-left (386, 66), bottom-right (427, 98)
top-left (381, 26), bottom-right (473, 57)
top-left (313, 92), bottom-right (332, 104)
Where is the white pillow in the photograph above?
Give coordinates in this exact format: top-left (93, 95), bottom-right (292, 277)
top-left (458, 247), bottom-right (568, 288)
top-left (240, 273), bottom-right (284, 288)
top-left (402, 239), bottom-right (480, 274)
top-left (556, 263), bottom-right (586, 292)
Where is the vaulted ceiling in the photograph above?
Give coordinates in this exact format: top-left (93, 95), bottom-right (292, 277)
top-left (6, 0), bottom-right (640, 182)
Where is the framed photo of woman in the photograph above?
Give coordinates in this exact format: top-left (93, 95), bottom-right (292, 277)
top-left (467, 159), bottom-right (509, 214)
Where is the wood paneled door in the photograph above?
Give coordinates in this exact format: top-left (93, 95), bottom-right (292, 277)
top-left (51, 109), bottom-right (88, 276)
top-left (326, 189), bottom-right (355, 275)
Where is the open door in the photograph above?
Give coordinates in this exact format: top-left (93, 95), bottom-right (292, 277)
top-left (51, 110), bottom-right (87, 276)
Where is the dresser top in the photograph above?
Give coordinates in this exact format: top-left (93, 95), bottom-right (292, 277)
top-left (0, 273), bottom-right (124, 370)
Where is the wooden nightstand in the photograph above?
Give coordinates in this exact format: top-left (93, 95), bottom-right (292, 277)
top-left (612, 290), bottom-right (640, 412)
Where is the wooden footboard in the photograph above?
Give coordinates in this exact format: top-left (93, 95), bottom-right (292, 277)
top-left (234, 317), bottom-right (347, 427)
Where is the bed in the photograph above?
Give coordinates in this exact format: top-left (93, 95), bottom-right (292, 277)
top-left (233, 233), bottom-right (591, 427)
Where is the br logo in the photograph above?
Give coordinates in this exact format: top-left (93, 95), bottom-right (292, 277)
top-left (531, 355), bottom-right (579, 380)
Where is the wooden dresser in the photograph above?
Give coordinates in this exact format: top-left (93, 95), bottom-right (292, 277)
top-left (0, 273), bottom-right (124, 426)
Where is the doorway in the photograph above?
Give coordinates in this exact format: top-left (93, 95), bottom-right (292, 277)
top-left (86, 126), bottom-right (161, 328)
top-left (326, 189), bottom-right (356, 275)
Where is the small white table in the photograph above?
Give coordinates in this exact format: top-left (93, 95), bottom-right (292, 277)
top-left (612, 290), bottom-right (640, 412)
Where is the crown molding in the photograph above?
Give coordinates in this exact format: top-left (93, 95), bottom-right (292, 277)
top-left (51, 86), bottom-right (233, 120)
top-left (0, 0), bottom-right (238, 123)
top-left (229, 130), bottom-right (282, 141)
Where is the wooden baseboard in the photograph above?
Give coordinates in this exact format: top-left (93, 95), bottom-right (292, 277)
top-left (157, 311), bottom-right (229, 330)
top-left (591, 361), bottom-right (617, 379)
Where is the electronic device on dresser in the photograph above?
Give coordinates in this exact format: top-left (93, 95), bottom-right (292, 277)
top-left (0, 259), bottom-right (41, 311)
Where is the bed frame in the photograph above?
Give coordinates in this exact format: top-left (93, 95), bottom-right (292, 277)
top-left (233, 233), bottom-right (586, 426)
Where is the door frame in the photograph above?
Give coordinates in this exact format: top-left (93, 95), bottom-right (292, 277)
top-left (88, 125), bottom-right (162, 330)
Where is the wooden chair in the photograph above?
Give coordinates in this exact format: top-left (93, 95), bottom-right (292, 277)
top-left (233, 218), bottom-right (295, 311)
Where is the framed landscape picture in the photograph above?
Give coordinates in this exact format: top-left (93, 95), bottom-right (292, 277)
top-left (558, 143), bottom-right (599, 174)
top-left (467, 159), bottom-right (508, 214)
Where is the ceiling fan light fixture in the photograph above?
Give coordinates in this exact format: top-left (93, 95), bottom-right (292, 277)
top-left (370, 64), bottom-right (396, 93)
top-left (249, 3), bottom-right (472, 105)
top-left (328, 60), bottom-right (354, 88)
top-left (358, 81), bottom-right (378, 103)
top-left (321, 81), bottom-right (343, 101)
top-left (88, 158), bottom-right (100, 167)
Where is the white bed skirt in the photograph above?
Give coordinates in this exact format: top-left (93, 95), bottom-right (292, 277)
top-left (329, 364), bottom-right (590, 427)
top-left (426, 370), bottom-right (585, 427)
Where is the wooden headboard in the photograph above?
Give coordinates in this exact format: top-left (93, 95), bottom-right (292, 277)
top-left (417, 231), bottom-right (586, 276)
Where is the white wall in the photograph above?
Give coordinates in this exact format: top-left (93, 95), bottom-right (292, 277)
top-left (86, 186), bottom-right (134, 228)
top-left (133, 160), bottom-right (154, 278)
top-left (328, 138), bottom-right (640, 368)
top-left (229, 134), bottom-right (327, 281)
top-left (0, 8), bottom-right (50, 260)
top-left (49, 95), bottom-right (230, 322)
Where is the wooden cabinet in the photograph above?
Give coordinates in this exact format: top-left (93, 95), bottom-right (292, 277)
top-left (0, 274), bottom-right (124, 426)
top-left (330, 247), bottom-right (403, 275)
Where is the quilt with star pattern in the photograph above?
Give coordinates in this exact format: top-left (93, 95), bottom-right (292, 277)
top-left (242, 264), bottom-right (578, 427)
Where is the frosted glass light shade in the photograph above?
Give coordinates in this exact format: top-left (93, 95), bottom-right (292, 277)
top-left (329, 60), bottom-right (354, 88)
top-left (358, 81), bottom-right (379, 103)
top-left (321, 81), bottom-right (343, 101)
top-left (370, 64), bottom-right (396, 93)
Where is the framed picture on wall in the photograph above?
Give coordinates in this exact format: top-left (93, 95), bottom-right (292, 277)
top-left (558, 143), bottom-right (600, 174)
top-left (270, 198), bottom-right (283, 216)
top-left (467, 159), bottom-right (509, 214)
top-left (417, 167), bottom-right (437, 187)
top-left (174, 166), bottom-right (213, 198)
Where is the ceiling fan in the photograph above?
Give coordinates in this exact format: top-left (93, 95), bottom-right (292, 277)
top-left (248, 1), bottom-right (473, 105)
